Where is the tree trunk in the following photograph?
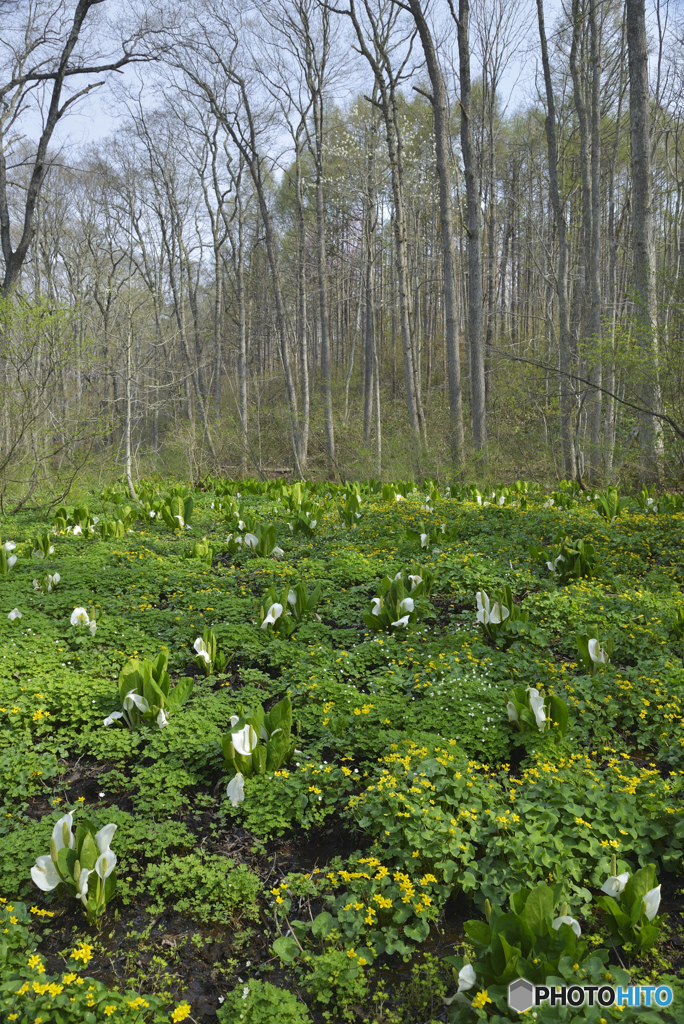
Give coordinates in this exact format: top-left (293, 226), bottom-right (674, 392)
top-left (536, 0), bottom-right (577, 478)
top-left (407, 0), bottom-right (465, 469)
top-left (455, 0), bottom-right (486, 453)
top-left (626, 0), bottom-right (664, 483)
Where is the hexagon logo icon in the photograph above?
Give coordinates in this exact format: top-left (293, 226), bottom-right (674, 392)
top-left (508, 978), bottom-right (535, 1014)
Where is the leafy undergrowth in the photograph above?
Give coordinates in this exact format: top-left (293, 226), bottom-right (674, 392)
top-left (1, 477), bottom-right (684, 1023)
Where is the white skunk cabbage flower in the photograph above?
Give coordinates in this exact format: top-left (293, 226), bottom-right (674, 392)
top-left (506, 701), bottom-right (519, 722)
top-left (123, 691), bottom-right (149, 713)
top-left (408, 575), bottom-right (422, 590)
top-left (588, 638), bottom-right (609, 664)
top-left (552, 915), bottom-right (581, 937)
top-left (226, 773), bottom-right (245, 807)
top-left (457, 964), bottom-right (477, 993)
top-left (70, 607), bottom-right (90, 626)
top-left (600, 872), bottom-right (630, 898)
top-left (287, 589), bottom-right (297, 606)
top-left (261, 603), bottom-right (283, 629)
top-left (476, 591), bottom-right (509, 626)
top-left (643, 885), bottom-right (661, 920)
top-left (371, 597), bottom-right (382, 617)
top-left (527, 688), bottom-right (546, 731)
top-left (420, 533), bottom-right (429, 548)
top-left (7, 608), bottom-right (21, 621)
top-left (244, 533), bottom-right (258, 549)
top-left (232, 724), bottom-right (258, 756)
top-left (194, 637), bottom-right (211, 663)
top-left (545, 555), bottom-right (565, 572)
top-left (103, 711), bottom-right (124, 727)
top-left (31, 854), bottom-right (61, 891)
top-left (156, 709), bottom-right (168, 729)
top-left (392, 614), bottom-right (411, 628)
top-left (77, 867), bottom-right (90, 905)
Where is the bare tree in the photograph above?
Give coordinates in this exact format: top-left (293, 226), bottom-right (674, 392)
top-left (397, 0), bottom-right (465, 470)
top-left (626, 0), bottom-right (665, 482)
top-left (0, 0), bottom-right (157, 295)
top-left (536, 0), bottom-right (577, 478)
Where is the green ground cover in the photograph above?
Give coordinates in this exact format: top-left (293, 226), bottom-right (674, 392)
top-left (0, 477), bottom-right (683, 1023)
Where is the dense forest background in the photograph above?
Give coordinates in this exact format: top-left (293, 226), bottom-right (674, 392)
top-left (1, 0), bottom-right (684, 504)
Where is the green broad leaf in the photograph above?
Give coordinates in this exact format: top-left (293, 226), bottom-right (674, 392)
top-left (521, 884), bottom-right (555, 936)
top-left (464, 919), bottom-right (492, 952)
top-left (79, 831), bottom-right (99, 871)
top-left (623, 863), bottom-right (657, 910)
top-left (497, 934), bottom-right (522, 981)
top-left (170, 495), bottom-right (184, 522)
top-left (184, 495), bottom-right (194, 522)
top-left (104, 870), bottom-right (117, 902)
top-left (57, 846), bottom-right (77, 882)
top-left (143, 676), bottom-right (165, 709)
top-left (166, 676), bottom-right (194, 708)
top-left (118, 662), bottom-right (144, 704)
top-left (266, 694), bottom-right (292, 735)
top-left (272, 936), bottom-right (300, 963)
top-left (266, 730), bottom-right (290, 772)
top-left (150, 649), bottom-right (168, 681)
top-left (404, 917), bottom-right (430, 942)
top-left (312, 912), bottom-right (335, 939)
top-left (548, 695), bottom-right (569, 735)
top-left (252, 745), bottom-right (267, 774)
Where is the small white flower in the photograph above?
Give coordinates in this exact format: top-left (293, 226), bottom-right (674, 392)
top-left (70, 607), bottom-right (90, 627)
top-left (7, 608), bottom-right (21, 621)
top-left (98, 791), bottom-right (106, 798)
top-left (150, 510), bottom-right (156, 517)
